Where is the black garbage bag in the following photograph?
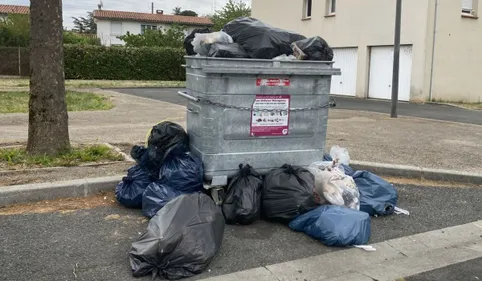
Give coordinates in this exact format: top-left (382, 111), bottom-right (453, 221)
top-left (130, 193), bottom-right (225, 280)
top-left (208, 43), bottom-right (250, 58)
top-left (135, 122), bottom-right (190, 178)
top-left (130, 145), bottom-right (146, 163)
top-left (223, 17), bottom-right (306, 59)
top-left (292, 36), bottom-right (334, 61)
top-left (222, 164), bottom-right (263, 225)
top-left (115, 165), bottom-right (155, 209)
top-left (184, 28), bottom-right (211, 55)
top-left (142, 153), bottom-right (204, 218)
top-left (262, 164), bottom-right (318, 223)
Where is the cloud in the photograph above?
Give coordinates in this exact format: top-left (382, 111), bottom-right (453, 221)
top-left (4, 0), bottom-right (251, 28)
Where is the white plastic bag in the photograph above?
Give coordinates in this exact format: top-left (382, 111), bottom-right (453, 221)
top-left (273, 54), bottom-right (297, 61)
top-left (192, 31), bottom-right (234, 56)
top-left (308, 161), bottom-right (360, 210)
top-left (330, 145), bottom-right (350, 166)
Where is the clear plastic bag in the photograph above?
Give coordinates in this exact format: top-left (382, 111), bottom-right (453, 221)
top-left (329, 145), bottom-right (350, 166)
top-left (273, 54), bottom-right (297, 61)
top-left (308, 161), bottom-right (360, 210)
top-left (192, 31), bottom-right (233, 56)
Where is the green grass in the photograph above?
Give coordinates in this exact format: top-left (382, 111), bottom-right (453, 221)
top-left (0, 79), bottom-right (185, 89)
top-left (0, 144), bottom-right (125, 169)
top-left (0, 91), bottom-right (114, 113)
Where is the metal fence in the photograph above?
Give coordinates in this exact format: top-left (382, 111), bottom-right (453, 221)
top-left (0, 47), bottom-right (30, 76)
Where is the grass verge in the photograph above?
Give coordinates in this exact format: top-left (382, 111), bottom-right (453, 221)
top-left (431, 99), bottom-right (482, 110)
top-left (0, 79), bottom-right (185, 89)
top-left (449, 102), bottom-right (482, 110)
top-left (0, 91), bottom-right (114, 113)
top-left (0, 144), bottom-right (125, 169)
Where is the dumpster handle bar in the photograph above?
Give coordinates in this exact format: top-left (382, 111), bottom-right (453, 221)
top-left (177, 91), bottom-right (200, 102)
top-left (178, 91), bottom-right (336, 111)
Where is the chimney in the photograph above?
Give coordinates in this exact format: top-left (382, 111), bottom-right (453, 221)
top-left (156, 9), bottom-right (164, 14)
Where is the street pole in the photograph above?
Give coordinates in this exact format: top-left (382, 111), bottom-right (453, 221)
top-left (391, 0), bottom-right (402, 118)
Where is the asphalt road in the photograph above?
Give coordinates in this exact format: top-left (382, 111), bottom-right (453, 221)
top-left (1, 183), bottom-right (481, 281)
top-left (110, 88), bottom-right (482, 125)
top-left (406, 258), bottom-right (482, 281)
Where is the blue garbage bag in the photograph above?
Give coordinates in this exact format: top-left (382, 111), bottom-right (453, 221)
top-left (289, 205), bottom-right (371, 246)
top-left (115, 165), bottom-right (154, 209)
top-left (142, 181), bottom-right (184, 218)
top-left (352, 171), bottom-right (398, 216)
top-left (142, 153), bottom-right (204, 218)
top-left (158, 153), bottom-right (204, 192)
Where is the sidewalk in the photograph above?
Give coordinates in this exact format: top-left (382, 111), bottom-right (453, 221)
top-left (1, 89), bottom-right (481, 173)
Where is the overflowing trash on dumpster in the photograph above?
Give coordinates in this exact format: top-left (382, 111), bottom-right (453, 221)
top-left (113, 17), bottom-right (410, 280)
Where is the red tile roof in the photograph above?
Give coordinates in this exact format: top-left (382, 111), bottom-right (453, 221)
top-left (0, 4), bottom-right (30, 15)
top-left (93, 10), bottom-right (213, 26)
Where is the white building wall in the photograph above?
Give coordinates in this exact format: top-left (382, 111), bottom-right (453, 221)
top-left (252, 0), bottom-right (433, 102)
top-left (96, 19), bottom-right (201, 46)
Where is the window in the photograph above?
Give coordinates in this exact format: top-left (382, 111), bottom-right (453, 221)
top-left (303, 0), bottom-right (312, 19)
top-left (141, 24), bottom-right (158, 34)
top-left (462, 0), bottom-right (478, 17)
top-left (327, 0), bottom-right (336, 15)
top-left (111, 21), bottom-right (122, 36)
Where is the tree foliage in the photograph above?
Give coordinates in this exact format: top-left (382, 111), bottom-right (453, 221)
top-left (210, 0), bottom-right (251, 31)
top-left (173, 7), bottom-right (182, 15)
top-left (72, 12), bottom-right (96, 34)
top-left (118, 25), bottom-right (186, 48)
top-left (0, 14), bottom-right (30, 47)
top-left (173, 7), bottom-right (198, 17)
top-left (180, 10), bottom-right (198, 17)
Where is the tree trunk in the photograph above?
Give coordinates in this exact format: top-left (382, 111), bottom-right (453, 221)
top-left (27, 0), bottom-right (70, 155)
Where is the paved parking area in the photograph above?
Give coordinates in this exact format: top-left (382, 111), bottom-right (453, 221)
top-left (1, 183), bottom-right (481, 281)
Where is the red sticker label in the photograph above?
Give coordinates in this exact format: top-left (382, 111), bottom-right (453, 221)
top-left (256, 78), bottom-right (290, 87)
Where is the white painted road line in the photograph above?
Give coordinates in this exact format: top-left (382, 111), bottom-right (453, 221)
top-left (200, 220), bottom-right (482, 281)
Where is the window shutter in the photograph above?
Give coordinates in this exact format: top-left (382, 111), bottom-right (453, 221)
top-left (111, 22), bottom-right (122, 35)
top-left (462, 0), bottom-right (473, 10)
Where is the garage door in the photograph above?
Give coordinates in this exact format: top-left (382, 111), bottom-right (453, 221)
top-left (368, 45), bottom-right (413, 101)
top-left (330, 48), bottom-right (358, 96)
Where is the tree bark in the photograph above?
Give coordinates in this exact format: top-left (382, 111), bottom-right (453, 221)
top-left (27, 0), bottom-right (70, 155)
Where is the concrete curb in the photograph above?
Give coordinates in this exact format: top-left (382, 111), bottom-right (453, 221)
top-left (1, 161), bottom-right (481, 207)
top-left (0, 175), bottom-right (122, 207)
top-left (351, 160), bottom-right (482, 184)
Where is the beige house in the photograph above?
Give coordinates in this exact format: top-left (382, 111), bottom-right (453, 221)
top-left (252, 0), bottom-right (482, 103)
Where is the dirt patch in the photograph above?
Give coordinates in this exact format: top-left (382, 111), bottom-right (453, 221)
top-left (386, 176), bottom-right (482, 189)
top-left (111, 142), bottom-right (143, 156)
top-left (0, 191), bottom-right (118, 215)
top-left (0, 162), bottom-right (132, 186)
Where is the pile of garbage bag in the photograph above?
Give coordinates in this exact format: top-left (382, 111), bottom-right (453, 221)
top-left (115, 121), bottom-right (410, 279)
top-left (184, 17), bottom-right (333, 61)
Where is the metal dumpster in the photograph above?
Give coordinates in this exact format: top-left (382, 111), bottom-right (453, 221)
top-left (179, 56), bottom-right (340, 186)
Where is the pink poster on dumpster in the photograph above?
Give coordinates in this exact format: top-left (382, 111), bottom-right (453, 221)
top-left (250, 95), bottom-right (290, 137)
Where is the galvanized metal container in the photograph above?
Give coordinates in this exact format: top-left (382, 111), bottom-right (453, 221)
top-left (182, 56), bottom-right (340, 181)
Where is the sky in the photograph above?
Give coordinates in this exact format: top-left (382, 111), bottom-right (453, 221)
top-left (3, 0), bottom-right (251, 28)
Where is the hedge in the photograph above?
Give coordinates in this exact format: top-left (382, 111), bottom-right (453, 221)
top-left (64, 45), bottom-right (185, 80)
